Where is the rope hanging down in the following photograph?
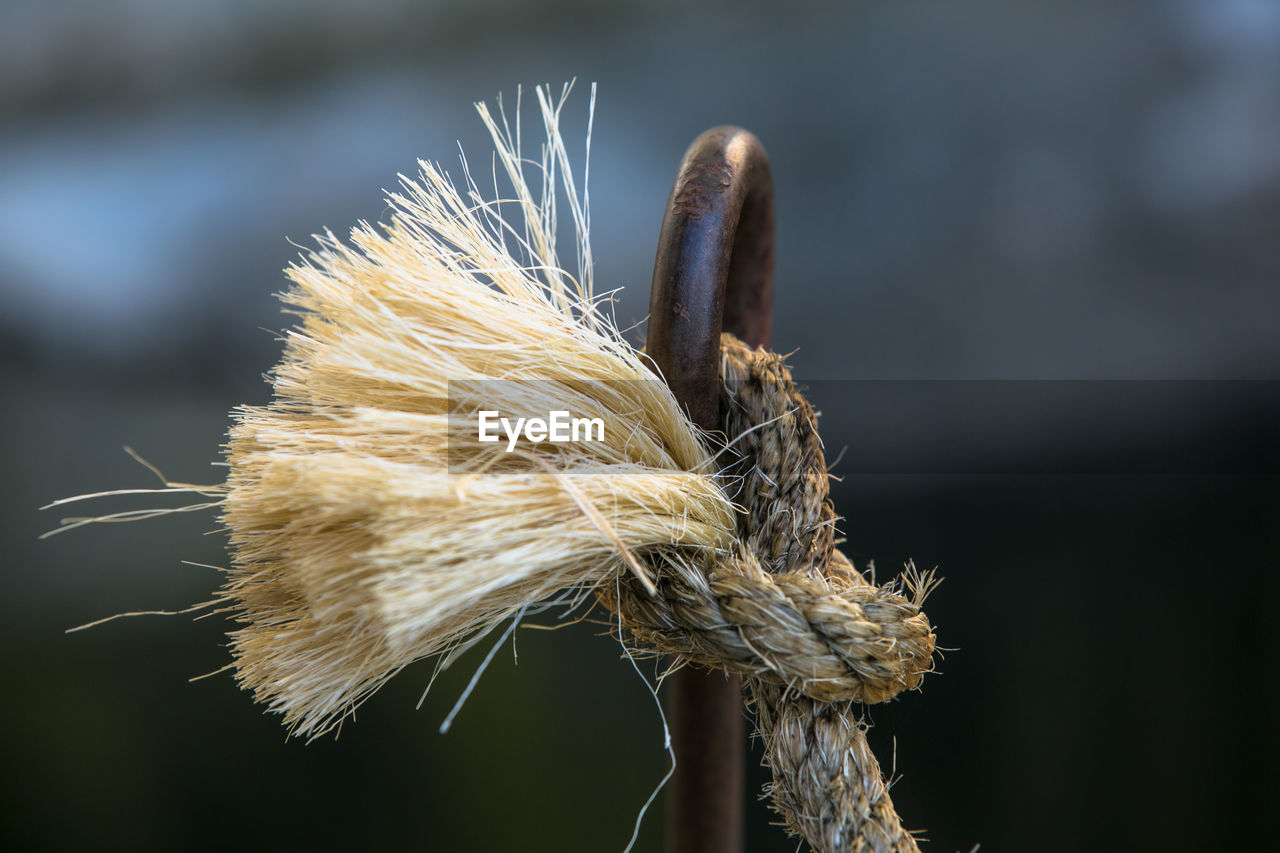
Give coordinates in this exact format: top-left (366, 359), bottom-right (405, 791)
top-left (606, 334), bottom-right (936, 851)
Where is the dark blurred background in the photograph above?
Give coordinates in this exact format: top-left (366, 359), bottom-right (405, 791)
top-left (3, 1), bottom-right (1278, 851)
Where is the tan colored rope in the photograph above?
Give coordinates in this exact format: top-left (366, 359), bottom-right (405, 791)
top-left (749, 681), bottom-right (922, 852)
top-left (607, 334), bottom-right (935, 852)
top-left (50, 91), bottom-right (934, 850)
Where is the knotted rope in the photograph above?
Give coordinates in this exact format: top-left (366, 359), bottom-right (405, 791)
top-left (51, 88), bottom-right (939, 853)
top-left (605, 333), bottom-right (936, 852)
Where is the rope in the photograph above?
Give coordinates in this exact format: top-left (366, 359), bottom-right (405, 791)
top-left (607, 334), bottom-right (936, 852)
top-left (50, 89), bottom-right (934, 850)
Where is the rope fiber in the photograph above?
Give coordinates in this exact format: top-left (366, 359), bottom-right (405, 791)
top-left (608, 334), bottom-right (937, 852)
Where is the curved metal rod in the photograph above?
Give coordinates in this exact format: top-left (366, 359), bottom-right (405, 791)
top-left (648, 126), bottom-right (775, 425)
top-left (645, 125), bottom-right (775, 853)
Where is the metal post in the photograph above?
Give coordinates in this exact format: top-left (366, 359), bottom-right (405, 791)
top-left (646, 125), bottom-right (774, 853)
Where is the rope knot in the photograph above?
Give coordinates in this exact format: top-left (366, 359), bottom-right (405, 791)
top-left (609, 333), bottom-right (938, 851)
top-left (610, 334), bottom-right (936, 706)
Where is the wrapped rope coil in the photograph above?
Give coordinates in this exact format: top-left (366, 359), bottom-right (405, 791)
top-left (723, 336), bottom-right (934, 850)
top-left (608, 336), bottom-right (934, 707)
top-left (606, 334), bottom-right (935, 850)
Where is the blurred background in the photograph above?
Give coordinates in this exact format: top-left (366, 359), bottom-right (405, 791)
top-left (3, 0), bottom-right (1278, 850)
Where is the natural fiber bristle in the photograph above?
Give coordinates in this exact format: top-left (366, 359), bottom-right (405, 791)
top-left (211, 83), bottom-right (738, 737)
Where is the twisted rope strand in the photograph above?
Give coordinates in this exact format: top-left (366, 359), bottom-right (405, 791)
top-left (719, 334), bottom-right (930, 851)
top-left (611, 334), bottom-right (935, 852)
top-left (749, 682), bottom-right (922, 853)
top-left (604, 552), bottom-right (932, 704)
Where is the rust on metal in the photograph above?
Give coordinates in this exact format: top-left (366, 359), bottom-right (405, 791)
top-left (645, 125), bottom-right (775, 853)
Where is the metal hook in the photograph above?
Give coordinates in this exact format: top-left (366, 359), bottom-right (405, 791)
top-left (645, 126), bottom-right (775, 853)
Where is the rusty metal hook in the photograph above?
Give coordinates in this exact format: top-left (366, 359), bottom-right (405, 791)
top-left (645, 126), bottom-right (774, 853)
